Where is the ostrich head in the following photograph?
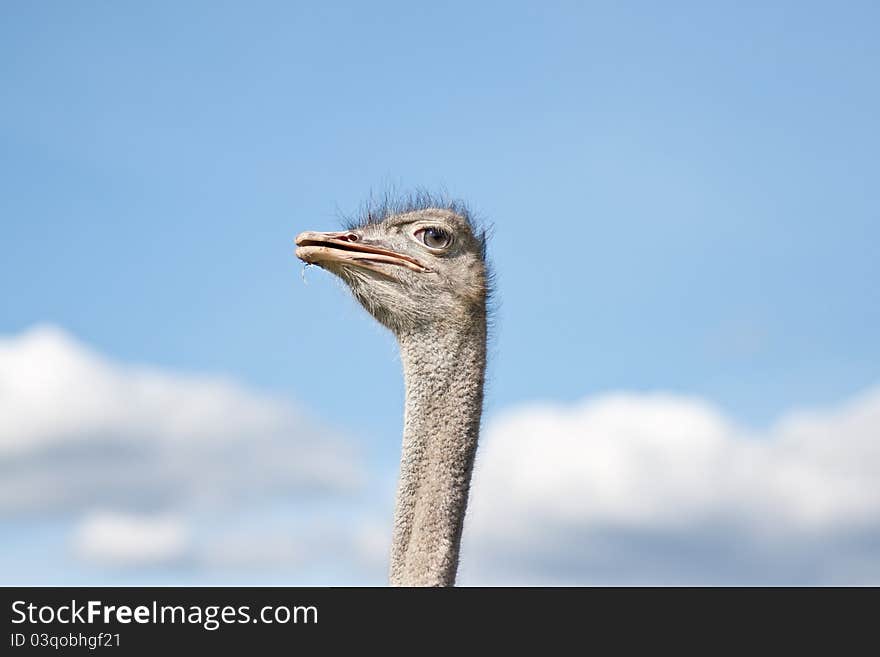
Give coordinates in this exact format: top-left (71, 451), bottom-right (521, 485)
top-left (295, 198), bottom-right (489, 335)
top-left (295, 194), bottom-right (491, 586)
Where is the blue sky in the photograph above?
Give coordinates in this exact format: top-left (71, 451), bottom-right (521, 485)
top-left (1, 1), bottom-right (879, 585)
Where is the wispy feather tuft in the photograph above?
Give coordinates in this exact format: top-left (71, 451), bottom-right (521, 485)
top-left (340, 188), bottom-right (490, 261)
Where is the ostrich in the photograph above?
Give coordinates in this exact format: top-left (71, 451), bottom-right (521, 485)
top-left (295, 194), bottom-right (490, 586)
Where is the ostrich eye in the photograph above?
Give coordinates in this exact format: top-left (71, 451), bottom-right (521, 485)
top-left (419, 227), bottom-right (452, 250)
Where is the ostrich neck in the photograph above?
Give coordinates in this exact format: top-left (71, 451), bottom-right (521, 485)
top-left (390, 318), bottom-right (486, 586)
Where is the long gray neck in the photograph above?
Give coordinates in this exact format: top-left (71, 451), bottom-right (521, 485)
top-left (389, 318), bottom-right (486, 586)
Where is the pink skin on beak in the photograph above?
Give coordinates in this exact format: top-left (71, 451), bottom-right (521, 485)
top-left (295, 230), bottom-right (430, 274)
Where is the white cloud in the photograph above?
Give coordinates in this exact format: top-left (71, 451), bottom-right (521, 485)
top-left (68, 509), bottom-right (388, 580)
top-left (73, 511), bottom-right (190, 567)
top-left (0, 325), bottom-right (364, 516)
top-left (0, 325), bottom-right (387, 583)
top-left (461, 388), bottom-right (880, 585)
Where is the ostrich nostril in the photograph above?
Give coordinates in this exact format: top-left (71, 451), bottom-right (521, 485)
top-left (341, 233), bottom-right (358, 242)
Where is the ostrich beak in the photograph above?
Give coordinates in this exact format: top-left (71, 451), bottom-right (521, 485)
top-left (295, 231), bottom-right (429, 273)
